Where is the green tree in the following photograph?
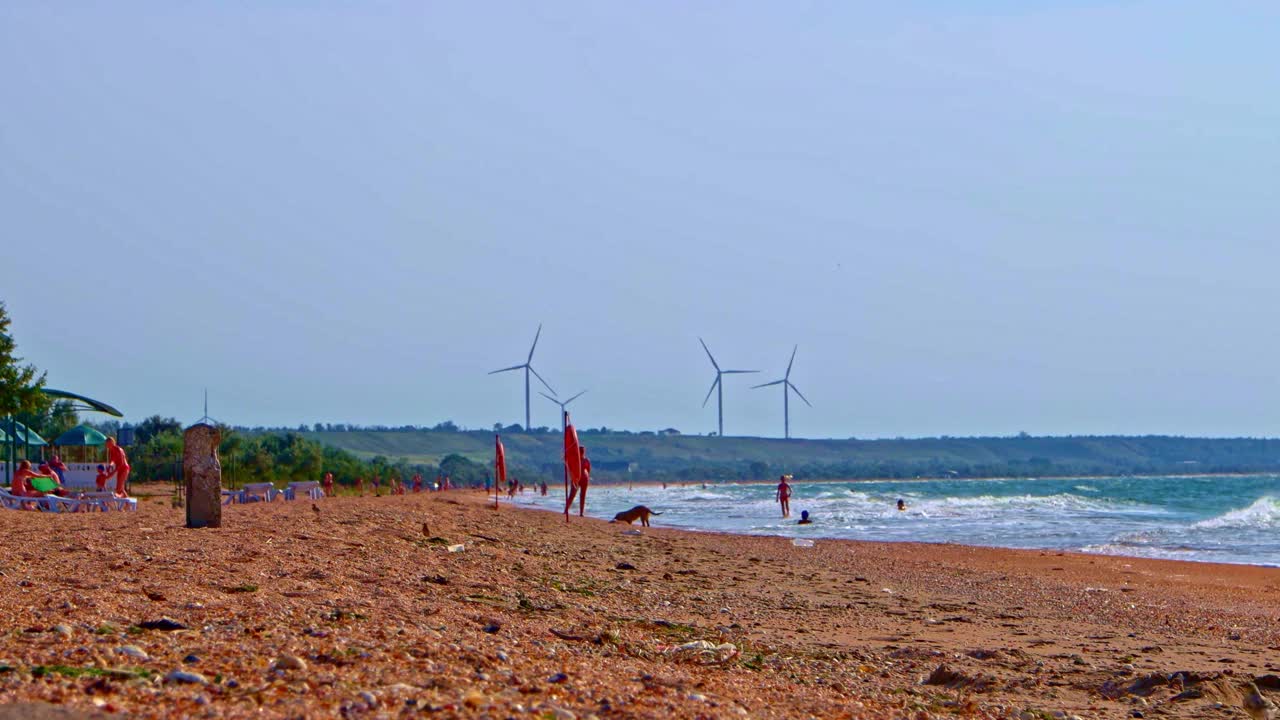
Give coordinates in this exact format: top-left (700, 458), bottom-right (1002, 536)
top-left (0, 301), bottom-right (46, 418)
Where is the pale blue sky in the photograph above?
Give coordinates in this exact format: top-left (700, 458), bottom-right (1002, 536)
top-left (3, 1), bottom-right (1279, 438)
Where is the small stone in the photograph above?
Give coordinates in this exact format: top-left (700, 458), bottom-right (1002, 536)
top-left (52, 624), bottom-right (72, 636)
top-left (615, 562), bottom-right (635, 570)
top-left (165, 670), bottom-right (209, 684)
top-left (183, 654), bottom-right (199, 664)
top-left (359, 691), bottom-right (378, 708)
top-left (464, 690), bottom-right (486, 708)
top-left (496, 650), bottom-right (510, 662)
top-left (117, 645), bottom-right (149, 661)
top-left (483, 623), bottom-right (501, 634)
top-left (544, 707), bottom-right (576, 720)
top-left (139, 618), bottom-right (187, 632)
top-left (274, 654), bottom-right (307, 672)
top-left (548, 672), bottom-right (568, 684)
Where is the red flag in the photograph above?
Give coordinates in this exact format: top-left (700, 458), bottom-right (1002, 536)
top-left (564, 413), bottom-right (582, 486)
top-left (494, 434), bottom-right (506, 509)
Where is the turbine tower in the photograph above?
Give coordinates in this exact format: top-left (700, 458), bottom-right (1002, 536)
top-left (489, 324), bottom-right (555, 431)
top-left (699, 337), bottom-right (757, 437)
top-left (752, 345), bottom-right (812, 439)
top-left (539, 390), bottom-right (587, 433)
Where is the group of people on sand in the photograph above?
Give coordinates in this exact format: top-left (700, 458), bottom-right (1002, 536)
top-left (488, 476), bottom-right (549, 498)
top-left (336, 472), bottom-right (454, 498)
top-left (7, 437), bottom-right (132, 507)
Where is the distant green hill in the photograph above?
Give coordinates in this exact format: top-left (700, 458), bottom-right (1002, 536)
top-left (298, 430), bottom-right (1280, 483)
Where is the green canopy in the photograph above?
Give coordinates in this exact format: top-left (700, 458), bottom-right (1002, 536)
top-left (8, 421), bottom-right (46, 447)
top-left (55, 424), bottom-right (107, 447)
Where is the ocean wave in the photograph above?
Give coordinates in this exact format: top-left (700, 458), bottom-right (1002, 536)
top-left (1192, 496), bottom-right (1280, 530)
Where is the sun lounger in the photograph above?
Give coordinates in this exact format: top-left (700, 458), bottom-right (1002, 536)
top-left (222, 489), bottom-right (245, 505)
top-left (0, 489), bottom-right (27, 510)
top-left (82, 492), bottom-right (137, 512)
top-left (241, 482), bottom-right (280, 502)
top-left (0, 489), bottom-right (59, 511)
top-left (284, 481), bottom-right (323, 501)
top-left (40, 495), bottom-right (99, 513)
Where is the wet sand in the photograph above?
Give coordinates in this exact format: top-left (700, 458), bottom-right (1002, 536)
top-left (1, 487), bottom-right (1278, 719)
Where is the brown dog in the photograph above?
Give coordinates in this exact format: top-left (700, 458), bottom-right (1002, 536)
top-left (611, 505), bottom-right (662, 527)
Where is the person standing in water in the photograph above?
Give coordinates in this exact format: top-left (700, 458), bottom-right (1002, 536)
top-left (776, 475), bottom-right (792, 518)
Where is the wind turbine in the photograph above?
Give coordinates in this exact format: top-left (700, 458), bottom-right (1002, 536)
top-left (699, 337), bottom-right (757, 437)
top-left (752, 345), bottom-right (812, 439)
top-left (489, 324), bottom-right (555, 431)
top-left (539, 390), bottom-right (587, 433)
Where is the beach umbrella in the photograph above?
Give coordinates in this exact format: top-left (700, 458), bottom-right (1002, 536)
top-left (563, 412), bottom-right (581, 520)
top-left (55, 424), bottom-right (107, 447)
top-left (54, 424), bottom-right (108, 463)
top-left (494, 434), bottom-right (506, 509)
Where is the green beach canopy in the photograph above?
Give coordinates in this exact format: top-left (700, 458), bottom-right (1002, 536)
top-left (55, 424), bottom-right (108, 447)
top-left (8, 421), bottom-right (46, 447)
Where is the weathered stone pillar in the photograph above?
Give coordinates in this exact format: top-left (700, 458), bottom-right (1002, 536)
top-left (183, 423), bottom-right (222, 528)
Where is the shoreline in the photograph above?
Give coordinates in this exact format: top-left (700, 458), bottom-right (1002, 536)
top-left (2, 487), bottom-right (1278, 718)
top-left (603, 469), bottom-right (1280, 490)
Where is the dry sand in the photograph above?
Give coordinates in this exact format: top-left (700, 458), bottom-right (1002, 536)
top-left (1, 486), bottom-right (1278, 719)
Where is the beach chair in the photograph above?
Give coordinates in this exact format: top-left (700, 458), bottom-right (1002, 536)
top-left (40, 495), bottom-right (99, 513)
top-left (0, 486), bottom-right (56, 509)
top-left (222, 489), bottom-right (245, 505)
top-left (284, 481), bottom-right (322, 501)
top-left (82, 492), bottom-right (136, 512)
top-left (0, 489), bottom-right (26, 510)
top-left (241, 482), bottom-right (279, 503)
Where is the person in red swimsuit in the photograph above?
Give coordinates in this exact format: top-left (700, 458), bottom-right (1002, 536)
top-left (322, 472), bottom-right (334, 497)
top-left (355, 476), bottom-right (364, 496)
top-left (105, 437), bottom-right (131, 498)
top-left (776, 475), bottom-right (792, 518)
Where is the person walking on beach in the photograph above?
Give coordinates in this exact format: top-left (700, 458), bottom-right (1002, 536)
top-left (356, 476), bottom-right (365, 495)
top-left (776, 475), bottom-right (792, 518)
top-left (323, 472), bottom-right (334, 497)
top-left (104, 436), bottom-right (131, 498)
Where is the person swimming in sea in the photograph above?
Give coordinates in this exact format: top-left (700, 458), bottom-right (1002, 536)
top-left (896, 498), bottom-right (906, 511)
top-left (797, 510), bottom-right (812, 525)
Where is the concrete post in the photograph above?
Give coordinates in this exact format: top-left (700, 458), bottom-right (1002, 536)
top-left (183, 423), bottom-right (222, 528)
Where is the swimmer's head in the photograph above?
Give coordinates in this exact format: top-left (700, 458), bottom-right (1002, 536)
top-left (801, 510), bottom-right (810, 520)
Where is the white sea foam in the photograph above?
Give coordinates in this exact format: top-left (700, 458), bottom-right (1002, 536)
top-left (1191, 496), bottom-right (1280, 530)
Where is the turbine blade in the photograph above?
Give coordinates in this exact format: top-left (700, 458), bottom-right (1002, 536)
top-left (701, 376), bottom-right (719, 407)
top-left (489, 364), bottom-right (524, 374)
top-left (538, 391), bottom-right (560, 404)
top-left (752, 379), bottom-right (785, 389)
top-left (564, 389), bottom-right (587, 405)
top-left (721, 369), bottom-right (759, 374)
top-left (528, 364), bottom-right (556, 395)
top-left (527, 323), bottom-right (542, 363)
top-left (785, 345), bottom-right (797, 379)
top-left (788, 381), bottom-right (813, 407)
top-left (698, 337), bottom-right (720, 371)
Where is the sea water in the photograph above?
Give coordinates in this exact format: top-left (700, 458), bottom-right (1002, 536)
top-left (511, 475), bottom-right (1280, 567)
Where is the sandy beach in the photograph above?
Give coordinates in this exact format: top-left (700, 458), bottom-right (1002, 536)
top-left (1, 487), bottom-right (1278, 719)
